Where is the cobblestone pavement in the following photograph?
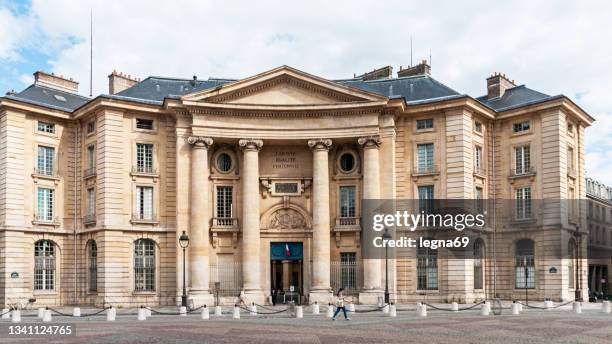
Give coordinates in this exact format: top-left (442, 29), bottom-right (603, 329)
top-left (1, 305), bottom-right (611, 344)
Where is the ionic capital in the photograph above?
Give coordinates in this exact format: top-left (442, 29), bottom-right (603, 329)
top-left (187, 136), bottom-right (213, 148)
top-left (238, 139), bottom-right (263, 151)
top-left (307, 139), bottom-right (332, 151)
top-left (358, 135), bottom-right (381, 148)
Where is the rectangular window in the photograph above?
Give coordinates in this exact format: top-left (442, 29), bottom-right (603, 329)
top-left (136, 143), bottom-right (154, 173)
top-left (474, 145), bottom-right (483, 173)
top-left (87, 188), bottom-right (95, 216)
top-left (513, 120), bottom-right (530, 133)
top-left (416, 118), bottom-right (434, 130)
top-left (37, 146), bottom-right (55, 176)
top-left (87, 144), bottom-right (95, 170)
top-left (87, 120), bottom-right (96, 134)
top-left (475, 187), bottom-right (484, 214)
top-left (136, 186), bottom-right (154, 220)
top-left (514, 145), bottom-right (530, 175)
top-left (136, 118), bottom-right (154, 130)
top-left (418, 185), bottom-right (434, 214)
top-left (134, 240), bottom-right (155, 291)
top-left (567, 147), bottom-right (575, 172)
top-left (474, 121), bottom-right (483, 133)
top-left (37, 121), bottom-right (55, 134)
top-left (417, 143), bottom-right (434, 173)
top-left (417, 246), bottom-right (438, 290)
top-left (340, 252), bottom-right (357, 290)
top-left (37, 188), bottom-right (54, 221)
top-left (567, 123), bottom-right (574, 134)
top-left (515, 252), bottom-right (535, 289)
top-left (339, 186), bottom-right (356, 218)
top-left (34, 241), bottom-right (55, 290)
top-left (515, 187), bottom-right (532, 219)
top-left (216, 186), bottom-right (233, 219)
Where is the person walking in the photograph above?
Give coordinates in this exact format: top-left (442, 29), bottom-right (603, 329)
top-left (332, 288), bottom-right (350, 321)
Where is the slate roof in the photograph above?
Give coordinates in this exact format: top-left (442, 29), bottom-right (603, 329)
top-left (337, 75), bottom-right (463, 103)
top-left (5, 84), bottom-right (90, 112)
top-left (3, 72), bottom-right (560, 114)
top-left (475, 85), bottom-right (554, 111)
top-left (115, 76), bottom-right (233, 103)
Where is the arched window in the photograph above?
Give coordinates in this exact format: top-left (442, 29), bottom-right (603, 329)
top-left (568, 239), bottom-right (575, 289)
top-left (417, 243), bottom-right (438, 290)
top-left (134, 239), bottom-right (155, 291)
top-left (88, 240), bottom-right (97, 292)
top-left (473, 239), bottom-right (485, 290)
top-left (34, 240), bottom-right (55, 290)
top-left (515, 239), bottom-right (535, 289)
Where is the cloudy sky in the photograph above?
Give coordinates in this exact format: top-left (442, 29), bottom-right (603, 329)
top-left (1, 0), bottom-right (611, 185)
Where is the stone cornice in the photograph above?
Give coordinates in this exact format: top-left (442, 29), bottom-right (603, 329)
top-left (183, 102), bottom-right (386, 118)
top-left (238, 139), bottom-right (264, 151)
top-left (307, 139), bottom-right (333, 151)
top-left (358, 135), bottom-right (381, 148)
top-left (187, 136), bottom-right (213, 148)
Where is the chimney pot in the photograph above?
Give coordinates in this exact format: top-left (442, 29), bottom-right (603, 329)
top-left (108, 70), bottom-right (139, 95)
top-left (486, 72), bottom-right (516, 100)
top-left (33, 71), bottom-right (79, 93)
top-left (397, 60), bottom-right (431, 78)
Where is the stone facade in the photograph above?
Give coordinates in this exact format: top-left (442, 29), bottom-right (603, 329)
top-left (0, 65), bottom-right (597, 307)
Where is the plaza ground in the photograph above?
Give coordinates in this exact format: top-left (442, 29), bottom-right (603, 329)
top-left (1, 303), bottom-right (611, 344)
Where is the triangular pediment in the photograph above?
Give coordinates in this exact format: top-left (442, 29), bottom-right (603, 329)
top-left (182, 66), bottom-right (388, 106)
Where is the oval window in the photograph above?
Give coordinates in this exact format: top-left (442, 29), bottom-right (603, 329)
top-left (216, 153), bottom-right (232, 172)
top-left (339, 153), bottom-right (355, 173)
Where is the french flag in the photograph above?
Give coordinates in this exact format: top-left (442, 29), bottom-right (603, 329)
top-left (284, 244), bottom-right (291, 257)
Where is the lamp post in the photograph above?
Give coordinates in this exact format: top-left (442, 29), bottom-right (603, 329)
top-left (382, 228), bottom-right (392, 304)
top-left (179, 230), bottom-right (190, 307)
top-left (573, 225), bottom-right (582, 302)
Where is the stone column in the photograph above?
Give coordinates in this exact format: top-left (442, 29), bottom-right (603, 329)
top-left (187, 136), bottom-right (214, 307)
top-left (358, 136), bottom-right (384, 304)
top-left (308, 139), bottom-right (333, 303)
top-left (239, 139), bottom-right (265, 304)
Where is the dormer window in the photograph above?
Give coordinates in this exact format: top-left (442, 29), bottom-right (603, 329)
top-left (136, 118), bottom-right (154, 130)
top-left (513, 120), bottom-right (530, 133)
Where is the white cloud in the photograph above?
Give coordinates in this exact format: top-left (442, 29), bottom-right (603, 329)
top-left (3, 0), bottom-right (612, 184)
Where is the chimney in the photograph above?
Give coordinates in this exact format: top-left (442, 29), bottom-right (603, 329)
top-left (108, 70), bottom-right (139, 94)
top-left (486, 72), bottom-right (516, 99)
top-left (33, 71), bottom-right (79, 94)
top-left (397, 59), bottom-right (431, 78)
top-left (357, 66), bottom-right (393, 81)
top-left (5, 89), bottom-right (16, 96)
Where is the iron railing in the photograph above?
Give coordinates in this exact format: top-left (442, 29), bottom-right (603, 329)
top-left (209, 262), bottom-right (243, 297)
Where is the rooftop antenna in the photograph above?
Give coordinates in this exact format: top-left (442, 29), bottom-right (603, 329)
top-left (410, 36), bottom-right (413, 66)
top-left (89, 8), bottom-right (93, 97)
top-left (429, 48), bottom-right (432, 68)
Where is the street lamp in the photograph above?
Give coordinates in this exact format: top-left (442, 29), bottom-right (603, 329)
top-left (179, 230), bottom-right (190, 307)
top-left (382, 228), bottom-right (392, 304)
top-left (573, 225), bottom-right (582, 302)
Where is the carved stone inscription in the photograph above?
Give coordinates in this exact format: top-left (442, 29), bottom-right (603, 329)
top-left (261, 146), bottom-right (312, 176)
top-left (273, 151), bottom-right (299, 169)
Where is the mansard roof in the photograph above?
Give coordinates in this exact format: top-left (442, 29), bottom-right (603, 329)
top-left (336, 74), bottom-right (462, 104)
top-left (5, 84), bottom-right (89, 112)
top-left (0, 66), bottom-right (593, 123)
top-left (475, 85), bottom-right (554, 111)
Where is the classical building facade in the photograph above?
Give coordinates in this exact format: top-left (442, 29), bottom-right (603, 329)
top-left (586, 178), bottom-right (612, 297)
top-left (0, 63), bottom-right (597, 307)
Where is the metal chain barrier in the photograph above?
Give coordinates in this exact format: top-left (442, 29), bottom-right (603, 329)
top-left (515, 300), bottom-right (574, 310)
top-left (236, 304), bottom-right (290, 315)
top-left (422, 300), bottom-right (485, 312)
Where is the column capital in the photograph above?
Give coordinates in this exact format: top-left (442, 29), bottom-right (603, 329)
top-left (238, 139), bottom-right (263, 151)
top-left (358, 135), bottom-right (381, 148)
top-left (187, 136), bottom-right (213, 148)
top-left (307, 139), bottom-right (332, 151)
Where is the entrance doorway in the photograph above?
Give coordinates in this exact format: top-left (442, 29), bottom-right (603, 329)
top-left (270, 242), bottom-right (303, 304)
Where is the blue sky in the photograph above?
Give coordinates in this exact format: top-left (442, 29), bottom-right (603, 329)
top-left (1, 0), bottom-right (612, 185)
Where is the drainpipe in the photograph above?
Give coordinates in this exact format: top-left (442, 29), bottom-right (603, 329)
top-left (74, 123), bottom-right (80, 304)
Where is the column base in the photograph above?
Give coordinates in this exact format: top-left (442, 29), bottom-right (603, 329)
top-left (243, 289), bottom-right (266, 306)
top-left (309, 290), bottom-right (333, 305)
top-left (359, 290), bottom-right (384, 305)
top-left (188, 291), bottom-right (215, 308)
